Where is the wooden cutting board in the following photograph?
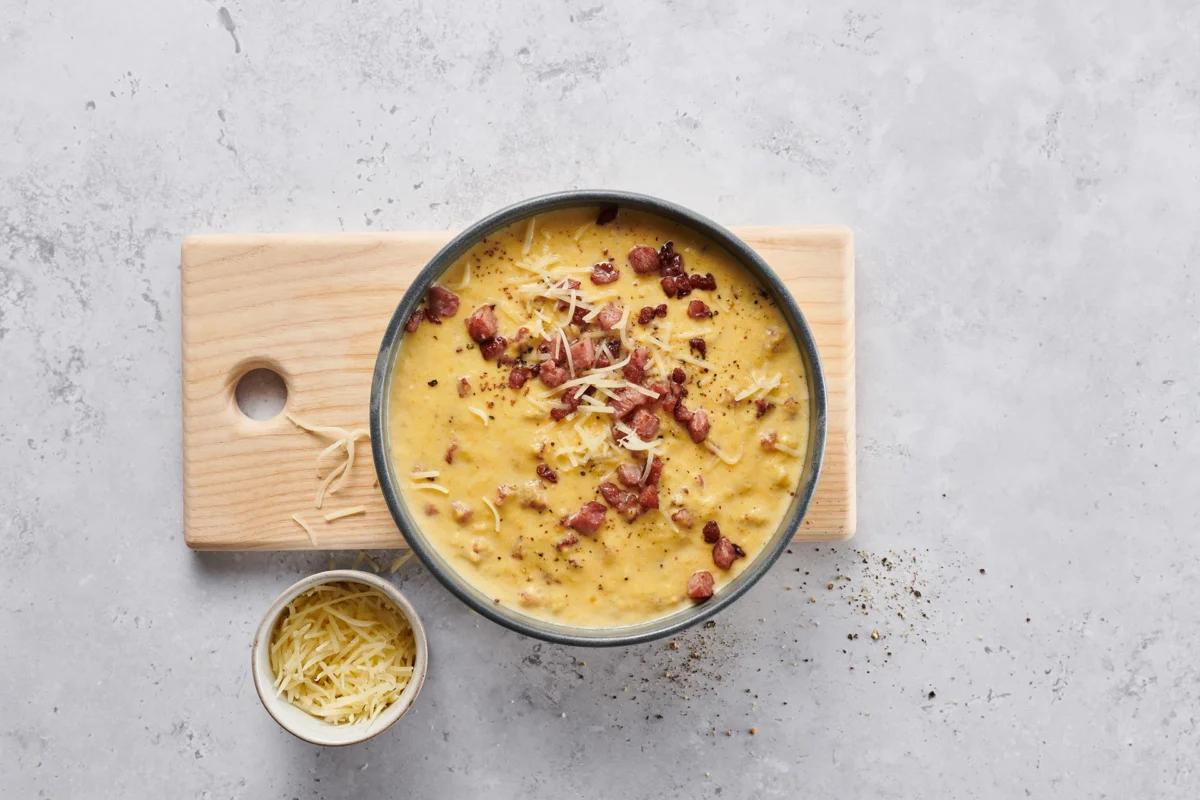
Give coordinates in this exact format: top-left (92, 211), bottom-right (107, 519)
top-left (182, 227), bottom-right (855, 550)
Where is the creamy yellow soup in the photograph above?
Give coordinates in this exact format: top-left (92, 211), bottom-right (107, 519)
top-left (388, 206), bottom-right (810, 627)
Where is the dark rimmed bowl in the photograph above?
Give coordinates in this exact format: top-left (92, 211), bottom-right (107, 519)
top-left (370, 190), bottom-right (826, 647)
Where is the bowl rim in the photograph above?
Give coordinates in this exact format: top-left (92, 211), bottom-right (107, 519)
top-left (250, 569), bottom-right (429, 746)
top-left (369, 189), bottom-right (826, 647)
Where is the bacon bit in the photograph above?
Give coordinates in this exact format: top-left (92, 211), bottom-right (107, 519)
top-left (553, 278), bottom-right (582, 311)
top-left (425, 286), bottom-right (460, 322)
top-left (688, 338), bottom-right (707, 359)
top-left (604, 337), bottom-right (622, 357)
top-left (687, 570), bottom-right (715, 601)
top-left (444, 441), bottom-right (458, 464)
top-left (423, 502), bottom-right (439, 516)
top-left (670, 367), bottom-right (687, 384)
top-left (661, 382), bottom-right (687, 414)
top-left (508, 366), bottom-right (531, 389)
top-left (760, 431), bottom-right (778, 450)
top-left (623, 346), bottom-right (650, 384)
top-left (495, 484), bottom-right (516, 505)
top-left (638, 484), bottom-right (659, 509)
top-left (628, 246), bottom-right (661, 274)
top-left (555, 531), bottom-right (579, 550)
top-left (671, 508), bottom-right (694, 528)
top-left (661, 273), bottom-right (692, 298)
top-left (569, 337), bottom-right (597, 371)
top-left (457, 377), bottom-right (471, 397)
top-left (608, 386), bottom-right (652, 418)
top-left (645, 456), bottom-right (663, 486)
top-left (659, 241), bottom-right (684, 275)
top-left (466, 305), bottom-right (498, 342)
top-left (571, 306), bottom-right (589, 326)
top-left (616, 463), bottom-right (642, 488)
top-left (536, 464), bottom-right (558, 484)
top-left (564, 501), bottom-right (607, 534)
top-left (755, 399), bottom-right (776, 418)
top-left (550, 386), bottom-right (586, 421)
top-left (655, 304), bottom-right (668, 318)
top-left (687, 409), bottom-right (711, 443)
top-left (702, 520), bottom-right (721, 543)
top-left (673, 400), bottom-right (693, 424)
top-left (688, 272), bottom-right (717, 291)
top-left (451, 501), bottom-right (473, 524)
top-left (405, 308), bottom-right (426, 333)
top-left (534, 362), bottom-right (565, 389)
top-left (687, 300), bottom-right (712, 319)
top-left (637, 306), bottom-right (655, 325)
top-left (510, 537), bottom-right (525, 560)
top-left (596, 303), bottom-right (623, 330)
top-left (712, 536), bottom-right (742, 569)
top-left (479, 336), bottom-right (507, 361)
top-left (518, 480), bottom-right (549, 511)
top-left (630, 407), bottom-right (660, 440)
top-left (598, 482), bottom-right (641, 520)
top-left (596, 204), bottom-right (618, 225)
top-left (514, 326), bottom-right (531, 345)
top-left (591, 262), bottom-right (620, 284)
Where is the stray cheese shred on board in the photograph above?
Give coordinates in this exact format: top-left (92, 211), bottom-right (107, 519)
top-left (269, 582), bottom-right (416, 725)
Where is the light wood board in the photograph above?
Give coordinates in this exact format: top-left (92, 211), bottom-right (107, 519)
top-left (182, 227), bottom-right (855, 550)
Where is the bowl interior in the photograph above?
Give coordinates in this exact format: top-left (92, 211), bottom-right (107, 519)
top-left (370, 191), bottom-right (826, 646)
top-left (251, 570), bottom-right (428, 746)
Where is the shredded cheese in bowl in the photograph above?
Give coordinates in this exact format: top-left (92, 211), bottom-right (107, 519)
top-left (252, 572), bottom-right (427, 745)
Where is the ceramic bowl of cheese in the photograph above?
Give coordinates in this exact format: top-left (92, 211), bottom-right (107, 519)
top-left (370, 191), bottom-right (825, 646)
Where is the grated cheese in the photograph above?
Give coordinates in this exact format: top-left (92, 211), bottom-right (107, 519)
top-left (269, 582), bottom-right (417, 726)
top-left (388, 552), bottom-right (414, 574)
top-left (522, 217), bottom-right (536, 255)
top-left (409, 482), bottom-right (449, 494)
top-left (481, 496), bottom-right (502, 532)
top-left (447, 262), bottom-right (471, 290)
top-left (323, 506), bottom-right (366, 522)
top-left (467, 406), bottom-right (491, 426)
top-left (733, 371), bottom-right (783, 402)
top-left (410, 470), bottom-right (441, 479)
top-left (704, 440), bottom-right (743, 465)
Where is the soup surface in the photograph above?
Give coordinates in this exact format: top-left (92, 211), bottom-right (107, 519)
top-left (388, 206), bottom-right (810, 627)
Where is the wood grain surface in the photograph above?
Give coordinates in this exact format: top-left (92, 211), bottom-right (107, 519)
top-left (181, 227), bottom-right (855, 550)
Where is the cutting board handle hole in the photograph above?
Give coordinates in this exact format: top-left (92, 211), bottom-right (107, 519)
top-left (234, 367), bottom-right (288, 421)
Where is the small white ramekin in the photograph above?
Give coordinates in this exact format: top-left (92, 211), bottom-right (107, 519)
top-left (250, 569), bottom-right (428, 746)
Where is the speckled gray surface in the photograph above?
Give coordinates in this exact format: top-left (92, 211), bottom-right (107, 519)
top-left (4, 1), bottom-right (1200, 797)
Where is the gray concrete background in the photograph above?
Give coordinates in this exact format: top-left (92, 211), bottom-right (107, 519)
top-left (4, 1), bottom-right (1199, 797)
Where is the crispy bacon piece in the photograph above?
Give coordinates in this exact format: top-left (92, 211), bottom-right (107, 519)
top-left (591, 262), bottom-right (620, 284)
top-left (564, 501), bottom-right (607, 534)
top-left (670, 367), bottom-right (687, 384)
top-left (712, 536), bottom-right (743, 569)
top-left (655, 304), bottom-right (668, 318)
top-left (457, 377), bottom-right (471, 397)
top-left (445, 441), bottom-right (458, 464)
top-left (466, 305), bottom-right (498, 342)
top-left (687, 409), bottom-right (711, 443)
top-left (688, 338), bottom-right (707, 359)
top-left (608, 386), bottom-right (652, 418)
top-left (637, 306), bottom-right (655, 325)
top-left (630, 407), bottom-right (660, 440)
top-left (661, 274), bottom-right (691, 298)
top-left (616, 463), bottom-right (642, 488)
top-left (539, 361), bottom-right (569, 388)
top-left (687, 300), bottom-right (712, 319)
top-left (598, 482), bottom-right (641, 520)
top-left (596, 303), bottom-right (623, 331)
top-left (702, 520), bottom-right (721, 543)
top-left (659, 241), bottom-right (684, 275)
top-left (508, 366), bottom-right (531, 389)
top-left (425, 286), bottom-right (460, 322)
top-left (660, 382), bottom-right (687, 414)
top-left (755, 399), bottom-right (775, 418)
top-left (405, 308), bottom-right (425, 333)
top-left (673, 400), bottom-right (693, 424)
top-left (555, 531), bottom-right (579, 551)
top-left (569, 337), bottom-right (597, 371)
top-left (638, 484), bottom-right (659, 509)
top-left (688, 272), bottom-right (717, 291)
top-left (451, 501), bottom-right (473, 524)
top-left (536, 464), bottom-right (558, 483)
top-left (644, 456), bottom-right (663, 486)
top-left (671, 508), bottom-right (694, 528)
top-left (628, 246), bottom-right (661, 274)
top-left (479, 336), bottom-right (507, 361)
top-left (760, 431), bottom-right (778, 450)
top-left (623, 346), bottom-right (651, 384)
top-left (550, 386), bottom-right (586, 421)
top-left (571, 306), bottom-right (589, 326)
top-left (514, 326), bottom-right (531, 345)
top-left (687, 570), bottom-right (715, 601)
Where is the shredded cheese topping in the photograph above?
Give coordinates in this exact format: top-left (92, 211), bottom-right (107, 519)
top-left (481, 496), bottom-right (502, 532)
top-left (733, 371), bottom-right (783, 402)
top-left (409, 482), bottom-right (449, 494)
top-left (291, 514), bottom-right (318, 546)
top-left (269, 582), bottom-right (417, 726)
top-left (323, 506), bottom-right (366, 522)
top-left (467, 406), bottom-right (491, 426)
